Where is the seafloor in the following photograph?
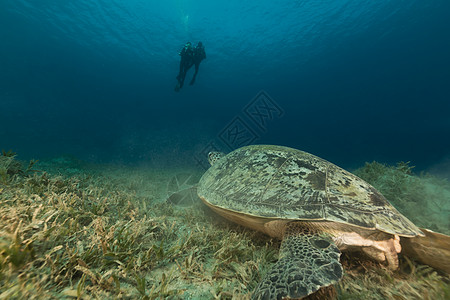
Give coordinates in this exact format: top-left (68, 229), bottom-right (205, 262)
top-left (0, 151), bottom-right (449, 299)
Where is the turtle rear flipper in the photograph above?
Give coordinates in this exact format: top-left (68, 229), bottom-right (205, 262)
top-left (253, 223), bottom-right (343, 300)
top-left (401, 228), bottom-right (450, 274)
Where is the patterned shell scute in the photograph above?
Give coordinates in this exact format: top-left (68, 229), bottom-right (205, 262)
top-left (199, 146), bottom-right (287, 217)
top-left (198, 145), bottom-right (422, 236)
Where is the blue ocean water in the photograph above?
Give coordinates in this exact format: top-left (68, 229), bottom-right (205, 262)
top-left (1, 0), bottom-right (449, 173)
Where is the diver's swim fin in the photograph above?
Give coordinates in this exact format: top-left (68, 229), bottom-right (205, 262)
top-left (174, 82), bottom-right (181, 92)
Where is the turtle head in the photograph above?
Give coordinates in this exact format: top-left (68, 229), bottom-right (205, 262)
top-left (208, 152), bottom-right (225, 166)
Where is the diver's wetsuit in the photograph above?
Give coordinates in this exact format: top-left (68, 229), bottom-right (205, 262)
top-left (189, 44), bottom-right (206, 85)
top-left (176, 46), bottom-right (194, 91)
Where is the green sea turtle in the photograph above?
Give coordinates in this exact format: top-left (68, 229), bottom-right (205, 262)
top-left (197, 145), bottom-right (425, 299)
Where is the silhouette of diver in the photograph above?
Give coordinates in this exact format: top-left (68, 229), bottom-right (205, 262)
top-left (175, 41), bottom-right (206, 92)
top-left (189, 42), bottom-right (206, 85)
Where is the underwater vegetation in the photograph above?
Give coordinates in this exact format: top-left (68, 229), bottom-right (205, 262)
top-left (353, 161), bottom-right (450, 235)
top-left (0, 152), bottom-right (449, 299)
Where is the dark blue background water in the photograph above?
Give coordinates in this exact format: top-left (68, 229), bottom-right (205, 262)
top-left (1, 1), bottom-right (449, 174)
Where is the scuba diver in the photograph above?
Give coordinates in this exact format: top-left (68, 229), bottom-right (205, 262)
top-left (189, 42), bottom-right (206, 85)
top-left (175, 42), bottom-right (194, 92)
top-left (175, 41), bottom-right (206, 92)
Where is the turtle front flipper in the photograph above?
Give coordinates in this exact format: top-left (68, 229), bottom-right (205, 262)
top-left (253, 222), bottom-right (343, 300)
